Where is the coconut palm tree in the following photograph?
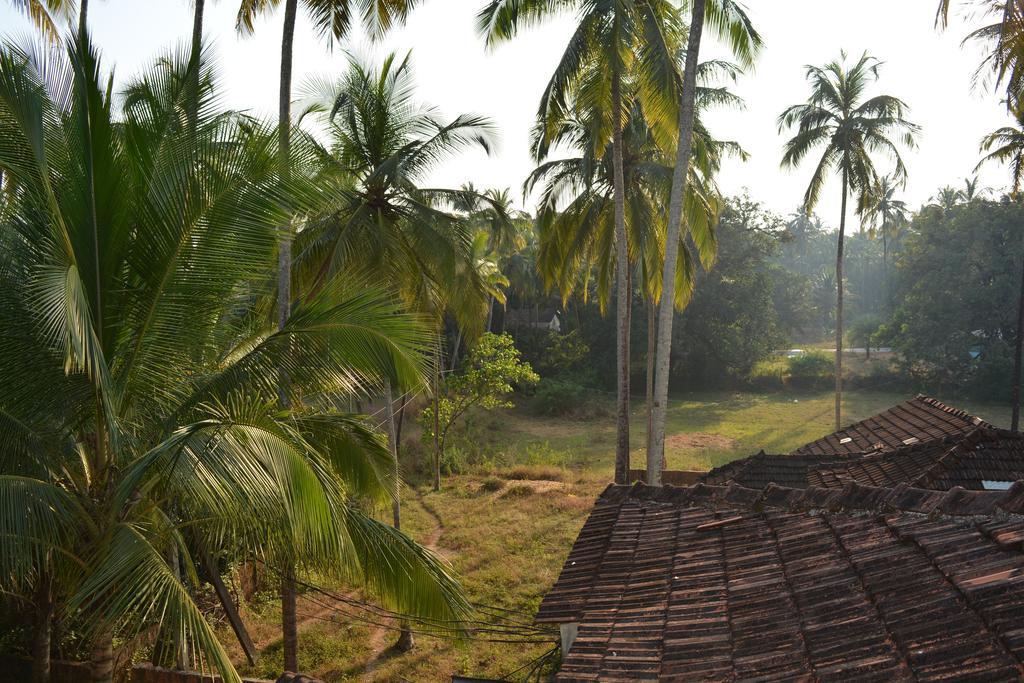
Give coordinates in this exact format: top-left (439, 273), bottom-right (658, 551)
top-left (295, 52), bottom-right (501, 501)
top-left (977, 107), bottom-right (1024, 429)
top-left (0, 36), bottom-right (467, 683)
top-left (236, 2), bottom-right (422, 669)
top-left (649, 0), bottom-right (762, 485)
top-left (479, 0), bottom-right (684, 484)
top-left (6, 0), bottom-right (75, 42)
top-left (937, 0), bottom-right (1024, 111)
top-left (863, 175), bottom-right (910, 311)
top-left (778, 51), bottom-right (919, 431)
top-left (527, 60), bottom-right (743, 462)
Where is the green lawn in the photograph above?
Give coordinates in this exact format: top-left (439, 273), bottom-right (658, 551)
top-left (221, 389), bottom-right (1012, 681)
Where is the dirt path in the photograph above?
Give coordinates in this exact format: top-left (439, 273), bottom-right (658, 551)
top-left (361, 489), bottom-right (446, 677)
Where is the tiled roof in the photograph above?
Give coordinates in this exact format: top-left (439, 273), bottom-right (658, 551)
top-left (810, 427), bottom-right (1024, 491)
top-left (537, 481), bottom-right (1024, 682)
top-left (701, 450), bottom-right (864, 489)
top-left (791, 395), bottom-right (990, 456)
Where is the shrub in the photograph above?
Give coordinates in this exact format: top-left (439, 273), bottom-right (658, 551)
top-left (501, 484), bottom-right (535, 499)
top-left (532, 378), bottom-right (588, 416)
top-left (502, 465), bottom-right (566, 482)
top-left (786, 351), bottom-right (834, 389)
top-left (479, 477), bottom-right (504, 493)
top-left (747, 358), bottom-right (786, 391)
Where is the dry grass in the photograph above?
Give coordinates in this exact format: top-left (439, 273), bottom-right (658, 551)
top-left (217, 389), bottom-right (1013, 681)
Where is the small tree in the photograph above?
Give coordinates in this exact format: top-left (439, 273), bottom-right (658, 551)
top-left (420, 333), bottom-right (539, 488)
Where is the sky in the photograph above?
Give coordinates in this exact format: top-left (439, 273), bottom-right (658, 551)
top-left (0, 0), bottom-right (1016, 228)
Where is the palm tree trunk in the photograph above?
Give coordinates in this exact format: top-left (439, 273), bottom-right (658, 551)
top-left (645, 296), bottom-right (657, 470)
top-left (835, 166), bottom-right (848, 431)
top-left (432, 343), bottom-right (442, 492)
top-left (611, 67), bottom-right (630, 486)
top-left (649, 0), bottom-right (706, 486)
top-left (277, 0), bottom-right (299, 673)
top-left (449, 328), bottom-right (463, 371)
top-left (1012, 256), bottom-right (1024, 431)
top-left (78, 0), bottom-right (88, 35)
top-left (383, 380), bottom-right (415, 649)
top-left (486, 295), bottom-right (494, 333)
top-left (187, 0), bottom-right (205, 134)
top-left (31, 573), bottom-right (53, 683)
top-left (89, 624), bottom-right (113, 683)
top-left (281, 565), bottom-right (298, 673)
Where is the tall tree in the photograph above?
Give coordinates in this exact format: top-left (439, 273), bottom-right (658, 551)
top-left (937, 0), bottom-right (1024, 111)
top-left (478, 0), bottom-right (682, 484)
top-left (527, 62), bottom-right (742, 463)
top-left (295, 52), bottom-right (502, 493)
top-left (648, 0), bottom-right (762, 485)
top-left (977, 107), bottom-right (1024, 429)
top-left (863, 174), bottom-right (909, 311)
top-left (778, 51), bottom-right (918, 431)
top-left (236, 1), bottom-right (421, 670)
top-left (6, 0), bottom-right (75, 42)
top-left (0, 36), bottom-right (467, 683)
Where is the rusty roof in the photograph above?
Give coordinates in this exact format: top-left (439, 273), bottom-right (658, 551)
top-left (537, 481), bottom-right (1024, 681)
top-left (809, 427), bottom-right (1024, 491)
top-left (702, 428), bottom-right (1024, 492)
top-left (701, 450), bottom-right (865, 489)
top-left (791, 395), bottom-right (990, 456)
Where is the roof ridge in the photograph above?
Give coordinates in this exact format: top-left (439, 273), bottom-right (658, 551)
top-left (914, 394), bottom-right (992, 427)
top-left (606, 479), bottom-right (1024, 517)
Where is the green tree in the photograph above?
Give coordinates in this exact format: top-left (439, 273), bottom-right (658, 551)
top-left (478, 0), bottom-right (683, 485)
top-left (778, 51), bottom-right (918, 430)
top-left (296, 52), bottom-right (504, 494)
top-left (649, 0), bottom-right (762, 485)
top-left (419, 333), bottom-right (539, 473)
top-left (937, 0), bottom-right (1024, 111)
top-left (863, 174), bottom-right (910, 310)
top-left (527, 62), bottom-right (740, 461)
top-left (235, 1), bottom-right (422, 669)
top-left (0, 37), bottom-right (467, 683)
top-left (6, 0), bottom-right (74, 42)
top-left (977, 107), bottom-right (1024, 428)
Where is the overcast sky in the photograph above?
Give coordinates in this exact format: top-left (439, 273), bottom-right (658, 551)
top-left (0, 0), bottom-right (1015, 228)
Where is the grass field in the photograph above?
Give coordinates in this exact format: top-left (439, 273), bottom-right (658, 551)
top-left (221, 389), bottom-right (1011, 681)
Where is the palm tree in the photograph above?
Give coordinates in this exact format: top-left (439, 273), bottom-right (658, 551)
top-left (937, 0), bottom-right (1024, 111)
top-left (778, 51), bottom-right (919, 431)
top-left (863, 175), bottom-right (910, 311)
top-left (528, 62), bottom-right (741, 463)
top-left (295, 52), bottom-right (500, 498)
top-left (236, 1), bottom-right (421, 670)
top-left (479, 0), bottom-right (683, 484)
top-left (977, 107), bottom-right (1024, 429)
top-left (931, 185), bottom-right (965, 211)
top-left (0, 36), bottom-right (467, 683)
top-left (649, 0), bottom-right (762, 485)
top-left (963, 174), bottom-right (991, 201)
top-left (6, 0), bottom-right (75, 42)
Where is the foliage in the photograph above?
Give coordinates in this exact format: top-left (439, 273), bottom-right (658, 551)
top-left (889, 197), bottom-right (1024, 399)
top-left (419, 333), bottom-right (539, 460)
top-left (0, 36), bottom-right (467, 681)
top-left (532, 378), bottom-right (596, 418)
top-left (786, 351), bottom-right (835, 389)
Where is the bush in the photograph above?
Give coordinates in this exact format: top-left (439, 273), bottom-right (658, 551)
top-left (786, 351), bottom-right (834, 389)
top-left (532, 378), bottom-right (587, 416)
top-left (502, 465), bottom-right (566, 482)
top-left (747, 358), bottom-right (787, 391)
top-left (501, 484), bottom-right (535, 499)
top-left (479, 477), bottom-right (504, 493)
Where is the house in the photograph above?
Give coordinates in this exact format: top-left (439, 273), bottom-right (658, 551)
top-left (536, 480), bottom-right (1024, 681)
top-left (700, 397), bottom-right (1013, 491)
top-left (791, 394), bottom-right (989, 456)
top-left (503, 307), bottom-right (561, 332)
top-left (702, 427), bottom-right (1024, 491)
